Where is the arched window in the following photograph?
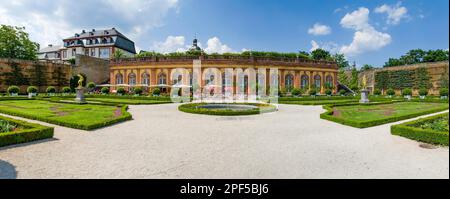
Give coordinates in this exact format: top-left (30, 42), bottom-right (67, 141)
top-left (206, 74), bottom-right (215, 85)
top-left (314, 75), bottom-right (321, 89)
top-left (128, 73), bottom-right (136, 86)
top-left (141, 73), bottom-right (150, 85)
top-left (285, 74), bottom-right (294, 92)
top-left (158, 73), bottom-right (167, 85)
top-left (325, 75), bottom-right (333, 89)
top-left (173, 75), bottom-right (182, 85)
top-left (301, 75), bottom-right (309, 89)
top-left (115, 73), bottom-right (124, 84)
top-left (102, 38), bottom-right (108, 44)
top-left (244, 75), bottom-right (249, 95)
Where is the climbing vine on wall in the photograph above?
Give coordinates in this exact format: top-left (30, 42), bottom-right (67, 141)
top-left (30, 63), bottom-right (47, 87)
top-left (3, 61), bottom-right (29, 86)
top-left (375, 67), bottom-right (431, 90)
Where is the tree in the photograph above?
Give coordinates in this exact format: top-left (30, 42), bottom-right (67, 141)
top-left (311, 49), bottom-right (331, 61)
top-left (2, 61), bottom-right (29, 86)
top-left (360, 64), bottom-right (374, 71)
top-left (0, 25), bottom-right (39, 60)
top-left (439, 66), bottom-right (449, 89)
top-left (113, 49), bottom-right (126, 59)
top-left (337, 68), bottom-right (349, 86)
top-left (332, 53), bottom-right (350, 69)
top-left (349, 64), bottom-right (359, 90)
top-left (384, 49), bottom-right (449, 67)
top-left (423, 49), bottom-right (449, 62)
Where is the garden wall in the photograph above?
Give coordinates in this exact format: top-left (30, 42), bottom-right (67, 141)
top-left (73, 55), bottom-right (110, 85)
top-left (0, 58), bottom-right (71, 93)
top-left (360, 62), bottom-right (449, 96)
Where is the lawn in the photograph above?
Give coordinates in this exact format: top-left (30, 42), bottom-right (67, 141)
top-left (85, 97), bottom-right (172, 105)
top-left (0, 100), bottom-right (131, 130)
top-left (321, 102), bottom-right (449, 128)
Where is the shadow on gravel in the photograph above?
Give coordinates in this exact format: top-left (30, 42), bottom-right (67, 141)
top-left (0, 160), bottom-right (17, 179)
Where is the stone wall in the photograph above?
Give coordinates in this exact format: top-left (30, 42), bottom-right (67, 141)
top-left (0, 58), bottom-right (71, 93)
top-left (343, 61), bottom-right (449, 96)
top-left (73, 55), bottom-right (110, 84)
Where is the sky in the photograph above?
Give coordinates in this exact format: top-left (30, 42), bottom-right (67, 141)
top-left (0, 0), bottom-right (448, 67)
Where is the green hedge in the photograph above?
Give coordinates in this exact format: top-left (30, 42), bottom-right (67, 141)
top-left (85, 94), bottom-right (172, 102)
top-left (391, 113), bottom-right (449, 146)
top-left (0, 115), bottom-right (54, 147)
top-left (279, 96), bottom-right (355, 102)
top-left (280, 99), bottom-right (358, 106)
top-left (179, 103), bottom-right (277, 116)
top-left (320, 101), bottom-right (448, 128)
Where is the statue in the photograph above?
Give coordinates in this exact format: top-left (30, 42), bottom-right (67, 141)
top-left (361, 75), bottom-right (367, 90)
top-left (75, 74), bottom-right (86, 104)
top-left (77, 74), bottom-right (84, 88)
top-left (359, 74), bottom-right (370, 103)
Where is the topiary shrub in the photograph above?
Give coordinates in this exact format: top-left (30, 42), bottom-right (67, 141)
top-left (309, 89), bottom-right (317, 96)
top-left (27, 86), bottom-right (38, 94)
top-left (291, 88), bottom-right (302, 97)
top-left (419, 88), bottom-right (428, 96)
top-left (117, 87), bottom-right (126, 95)
top-left (386, 88), bottom-right (395, 97)
top-left (87, 82), bottom-right (96, 90)
top-left (46, 86), bottom-right (56, 94)
top-left (339, 89), bottom-right (347, 96)
top-left (152, 88), bottom-right (161, 96)
top-left (325, 89), bottom-right (332, 96)
top-left (7, 86), bottom-right (20, 95)
top-left (101, 87), bottom-right (110, 94)
top-left (133, 87), bottom-right (143, 95)
top-left (373, 89), bottom-right (382, 96)
top-left (402, 88), bottom-right (412, 96)
top-left (440, 88), bottom-right (449, 97)
top-left (62, 87), bottom-right (71, 94)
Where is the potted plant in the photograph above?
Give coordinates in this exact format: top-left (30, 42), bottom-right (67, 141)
top-left (325, 89), bottom-right (332, 97)
top-left (101, 87), bottom-right (110, 95)
top-left (339, 89), bottom-right (347, 96)
top-left (27, 86), bottom-right (38, 98)
top-left (309, 88), bottom-right (317, 97)
top-left (440, 88), bottom-right (449, 99)
top-left (418, 88), bottom-right (428, 99)
top-left (134, 87), bottom-right (143, 96)
top-left (117, 87), bottom-right (126, 96)
top-left (386, 88), bottom-right (395, 98)
top-left (62, 87), bottom-right (71, 95)
top-left (46, 86), bottom-right (56, 96)
top-left (87, 82), bottom-right (96, 94)
top-left (402, 88), bottom-right (412, 100)
top-left (7, 86), bottom-right (20, 96)
top-left (152, 88), bottom-right (161, 96)
top-left (291, 88), bottom-right (302, 97)
top-left (373, 89), bottom-right (381, 97)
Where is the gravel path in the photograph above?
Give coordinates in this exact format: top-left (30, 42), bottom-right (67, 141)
top-left (0, 104), bottom-right (448, 179)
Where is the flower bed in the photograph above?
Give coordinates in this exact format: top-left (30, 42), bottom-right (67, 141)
top-left (0, 115), bottom-right (54, 147)
top-left (391, 113), bottom-right (449, 146)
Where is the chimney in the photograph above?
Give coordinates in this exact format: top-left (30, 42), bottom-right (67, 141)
top-left (48, 44), bottom-right (53, 47)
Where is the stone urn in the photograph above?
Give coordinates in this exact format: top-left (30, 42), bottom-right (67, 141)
top-left (359, 89), bottom-right (370, 103)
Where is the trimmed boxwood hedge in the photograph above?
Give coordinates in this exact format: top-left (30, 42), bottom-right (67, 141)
top-left (320, 101), bottom-right (449, 128)
top-left (391, 113), bottom-right (449, 146)
top-left (179, 103), bottom-right (277, 116)
top-left (0, 115), bottom-right (54, 147)
top-left (279, 96), bottom-right (355, 102)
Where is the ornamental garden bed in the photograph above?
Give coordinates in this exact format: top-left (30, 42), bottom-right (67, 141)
top-left (391, 113), bottom-right (449, 146)
top-left (0, 115), bottom-right (54, 147)
top-left (0, 100), bottom-right (132, 130)
top-left (179, 103), bottom-right (278, 116)
top-left (320, 102), bottom-right (449, 128)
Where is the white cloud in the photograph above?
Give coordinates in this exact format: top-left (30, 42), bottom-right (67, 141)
top-left (374, 2), bottom-right (408, 25)
top-left (310, 40), bottom-right (320, 52)
top-left (204, 37), bottom-right (233, 54)
top-left (0, 0), bottom-right (179, 49)
top-left (152, 36), bottom-right (187, 53)
top-left (340, 7), bottom-right (371, 30)
top-left (153, 36), bottom-right (234, 54)
top-left (339, 7), bottom-right (392, 56)
top-left (308, 23), bottom-right (331, 36)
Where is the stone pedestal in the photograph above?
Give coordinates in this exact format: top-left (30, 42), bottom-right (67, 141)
top-left (75, 87), bottom-right (86, 103)
top-left (360, 89), bottom-right (370, 103)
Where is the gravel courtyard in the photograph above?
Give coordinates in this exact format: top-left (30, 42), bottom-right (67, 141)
top-left (0, 104), bottom-right (448, 179)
